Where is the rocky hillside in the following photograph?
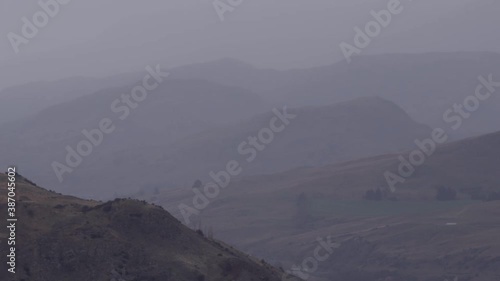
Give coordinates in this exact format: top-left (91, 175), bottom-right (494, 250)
top-left (0, 173), bottom-right (294, 281)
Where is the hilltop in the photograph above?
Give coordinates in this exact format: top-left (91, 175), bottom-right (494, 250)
top-left (0, 173), bottom-right (294, 281)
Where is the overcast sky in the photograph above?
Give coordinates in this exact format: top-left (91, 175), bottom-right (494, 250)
top-left (1, 0), bottom-right (496, 89)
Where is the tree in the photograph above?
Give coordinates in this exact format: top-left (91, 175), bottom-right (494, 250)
top-left (486, 191), bottom-right (500, 201)
top-left (364, 190), bottom-right (375, 200)
top-left (435, 186), bottom-right (457, 201)
top-left (293, 192), bottom-right (312, 228)
top-left (364, 188), bottom-right (383, 201)
top-left (192, 179), bottom-right (202, 189)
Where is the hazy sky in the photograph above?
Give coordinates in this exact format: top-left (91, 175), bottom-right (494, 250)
top-left (0, 0), bottom-right (494, 89)
top-left (0, 0), bottom-right (469, 56)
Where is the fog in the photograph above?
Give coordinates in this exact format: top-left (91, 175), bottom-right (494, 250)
top-left (1, 0), bottom-right (494, 90)
top-left (1, 1), bottom-right (500, 280)
top-left (2, 0), bottom-right (499, 210)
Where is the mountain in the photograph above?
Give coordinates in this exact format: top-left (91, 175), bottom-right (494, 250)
top-left (0, 72), bottom-right (142, 126)
top-left (170, 52), bottom-right (500, 139)
top-left (0, 173), bottom-right (296, 281)
top-left (0, 78), bottom-right (267, 197)
top-left (136, 96), bottom-right (430, 182)
top-left (169, 58), bottom-right (294, 103)
top-left (1, 78), bottom-right (265, 147)
top-left (20, 96), bottom-right (430, 198)
top-left (5, 52), bottom-right (499, 139)
top-left (155, 131), bottom-right (500, 281)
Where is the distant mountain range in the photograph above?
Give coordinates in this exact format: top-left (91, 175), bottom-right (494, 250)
top-left (171, 52), bottom-right (500, 139)
top-left (2, 52), bottom-right (500, 198)
top-left (131, 96), bottom-right (430, 185)
top-left (0, 95), bottom-right (430, 198)
top-left (4, 52), bottom-right (500, 138)
top-left (0, 73), bottom-right (142, 126)
top-left (0, 78), bottom-right (266, 197)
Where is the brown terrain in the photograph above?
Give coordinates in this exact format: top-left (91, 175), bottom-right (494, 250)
top-left (150, 131), bottom-right (500, 281)
top-left (0, 173), bottom-right (296, 281)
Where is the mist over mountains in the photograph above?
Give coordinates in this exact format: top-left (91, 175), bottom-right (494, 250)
top-left (171, 52), bottom-right (500, 139)
top-left (1, 0), bottom-right (500, 280)
top-left (156, 131), bottom-right (500, 281)
top-left (0, 89), bottom-right (430, 197)
top-left (2, 52), bottom-right (500, 199)
top-left (1, 0), bottom-right (498, 89)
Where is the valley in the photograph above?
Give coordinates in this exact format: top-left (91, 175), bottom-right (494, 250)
top-left (1, 4), bottom-right (499, 278)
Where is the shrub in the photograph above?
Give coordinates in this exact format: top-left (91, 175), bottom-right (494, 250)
top-left (364, 188), bottom-right (383, 201)
top-left (435, 186), bottom-right (457, 201)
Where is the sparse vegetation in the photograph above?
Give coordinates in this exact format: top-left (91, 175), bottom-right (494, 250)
top-left (0, 174), bottom-right (286, 281)
top-left (463, 187), bottom-right (500, 201)
top-left (192, 179), bottom-right (203, 189)
top-left (435, 186), bottom-right (457, 201)
top-left (293, 192), bottom-right (313, 228)
top-left (364, 188), bottom-right (384, 201)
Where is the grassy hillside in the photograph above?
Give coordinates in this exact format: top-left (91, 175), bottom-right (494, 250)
top-left (153, 131), bottom-right (500, 281)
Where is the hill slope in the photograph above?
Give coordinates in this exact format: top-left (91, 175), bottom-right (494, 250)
top-left (0, 173), bottom-right (294, 281)
top-left (155, 131), bottom-right (500, 281)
